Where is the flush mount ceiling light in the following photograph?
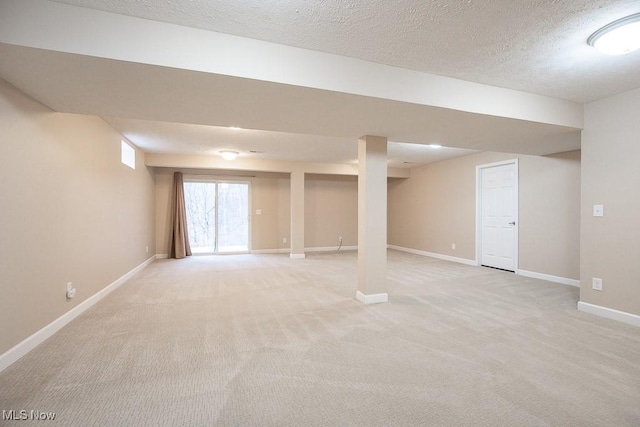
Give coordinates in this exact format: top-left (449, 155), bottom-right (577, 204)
top-left (588, 13), bottom-right (640, 55)
top-left (220, 150), bottom-right (239, 160)
top-left (429, 144), bottom-right (442, 149)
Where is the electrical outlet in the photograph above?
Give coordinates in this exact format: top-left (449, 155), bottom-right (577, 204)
top-left (593, 205), bottom-right (604, 217)
top-left (592, 278), bottom-right (603, 291)
top-left (66, 282), bottom-right (76, 299)
top-left (451, 243), bottom-right (456, 250)
top-left (282, 237), bottom-right (287, 244)
top-left (339, 236), bottom-right (343, 242)
top-left (145, 246), bottom-right (149, 253)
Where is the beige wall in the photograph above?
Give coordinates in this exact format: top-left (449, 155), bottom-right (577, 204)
top-left (305, 174), bottom-right (358, 248)
top-left (0, 79), bottom-right (155, 355)
top-left (388, 150), bottom-right (581, 280)
top-left (253, 173), bottom-right (291, 251)
top-left (581, 87), bottom-right (640, 316)
top-left (155, 170), bottom-right (174, 255)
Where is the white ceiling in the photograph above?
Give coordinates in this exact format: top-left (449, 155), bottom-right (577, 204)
top-left (50, 0), bottom-right (640, 103)
top-left (2, 0), bottom-right (639, 168)
top-left (104, 117), bottom-right (478, 168)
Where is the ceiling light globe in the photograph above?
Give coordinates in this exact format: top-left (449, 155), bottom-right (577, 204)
top-left (220, 150), bottom-right (239, 160)
top-left (588, 14), bottom-right (640, 56)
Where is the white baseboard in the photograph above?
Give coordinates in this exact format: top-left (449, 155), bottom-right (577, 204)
top-left (517, 269), bottom-right (580, 287)
top-left (253, 246), bottom-right (357, 255)
top-left (162, 250), bottom-right (292, 256)
top-left (577, 301), bottom-right (640, 328)
top-left (387, 245), bottom-right (476, 266)
top-left (251, 248), bottom-right (291, 254)
top-left (173, 247), bottom-right (357, 256)
top-left (0, 255), bottom-right (156, 373)
top-left (290, 253), bottom-right (306, 259)
top-left (306, 246), bottom-right (358, 252)
top-left (356, 291), bottom-right (389, 305)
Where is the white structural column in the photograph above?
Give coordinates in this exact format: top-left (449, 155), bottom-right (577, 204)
top-left (356, 136), bottom-right (388, 304)
top-left (290, 170), bottom-right (305, 259)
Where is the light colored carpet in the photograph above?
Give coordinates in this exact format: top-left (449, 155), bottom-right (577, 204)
top-left (1, 250), bottom-right (639, 426)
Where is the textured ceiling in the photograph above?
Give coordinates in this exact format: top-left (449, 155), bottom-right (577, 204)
top-left (2, 0), bottom-right (636, 166)
top-left (0, 42), bottom-right (579, 160)
top-left (50, 0), bottom-right (640, 103)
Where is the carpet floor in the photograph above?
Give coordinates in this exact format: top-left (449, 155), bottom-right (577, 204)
top-left (1, 250), bottom-right (639, 426)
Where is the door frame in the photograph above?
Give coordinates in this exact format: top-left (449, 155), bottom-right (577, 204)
top-left (475, 159), bottom-right (519, 271)
top-left (183, 175), bottom-right (252, 254)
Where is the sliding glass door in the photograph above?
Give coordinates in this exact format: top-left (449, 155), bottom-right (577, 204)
top-left (217, 182), bottom-right (249, 252)
top-left (184, 180), bottom-right (249, 254)
top-left (184, 182), bottom-right (217, 253)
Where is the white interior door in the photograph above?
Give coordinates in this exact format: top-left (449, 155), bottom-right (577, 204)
top-left (480, 162), bottom-right (517, 271)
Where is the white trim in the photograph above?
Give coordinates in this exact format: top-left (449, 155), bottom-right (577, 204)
top-left (356, 291), bottom-right (389, 304)
top-left (476, 159), bottom-right (519, 270)
top-left (248, 181), bottom-right (253, 253)
top-left (517, 269), bottom-right (580, 287)
top-left (577, 302), bottom-right (640, 328)
top-left (0, 255), bottom-right (156, 373)
top-left (250, 248), bottom-right (291, 254)
top-left (290, 253), bottom-right (306, 259)
top-left (183, 247), bottom-right (358, 255)
top-left (156, 253), bottom-right (169, 259)
top-left (387, 245), bottom-right (476, 266)
top-left (474, 159), bottom-right (520, 170)
top-left (182, 178), bottom-right (252, 254)
top-left (306, 246), bottom-right (358, 252)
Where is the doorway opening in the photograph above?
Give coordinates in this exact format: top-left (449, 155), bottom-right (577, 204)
top-left (184, 180), bottom-right (250, 254)
top-left (476, 160), bottom-right (518, 272)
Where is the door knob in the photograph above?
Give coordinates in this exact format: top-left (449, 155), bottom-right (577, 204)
top-left (508, 221), bottom-right (516, 226)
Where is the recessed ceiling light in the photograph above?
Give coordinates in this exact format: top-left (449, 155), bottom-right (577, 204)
top-left (220, 150), bottom-right (239, 160)
top-left (588, 13), bottom-right (640, 55)
top-left (429, 144), bottom-right (442, 149)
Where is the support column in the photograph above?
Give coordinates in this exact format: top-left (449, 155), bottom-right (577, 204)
top-left (290, 170), bottom-right (305, 259)
top-left (357, 135), bottom-right (388, 304)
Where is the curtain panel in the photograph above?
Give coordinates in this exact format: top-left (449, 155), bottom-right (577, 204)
top-left (170, 172), bottom-right (192, 259)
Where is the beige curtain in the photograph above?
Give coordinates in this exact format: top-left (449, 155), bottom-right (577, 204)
top-left (170, 172), bottom-right (192, 259)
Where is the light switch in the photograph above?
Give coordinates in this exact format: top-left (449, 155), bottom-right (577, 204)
top-left (256, 209), bottom-right (262, 215)
top-left (593, 204), bottom-right (604, 217)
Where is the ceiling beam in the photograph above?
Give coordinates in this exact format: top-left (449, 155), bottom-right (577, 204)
top-left (0, 0), bottom-right (583, 130)
top-left (145, 153), bottom-right (411, 178)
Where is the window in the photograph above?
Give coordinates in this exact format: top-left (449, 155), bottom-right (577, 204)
top-left (121, 140), bottom-right (135, 169)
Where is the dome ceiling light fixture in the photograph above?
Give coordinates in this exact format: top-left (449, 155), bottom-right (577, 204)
top-left (587, 13), bottom-right (640, 56)
top-left (220, 150), bottom-right (239, 160)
